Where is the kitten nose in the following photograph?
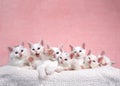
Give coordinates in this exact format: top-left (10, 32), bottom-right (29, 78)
top-left (88, 60), bottom-right (91, 64)
top-left (19, 53), bottom-right (22, 57)
top-left (76, 53), bottom-right (80, 57)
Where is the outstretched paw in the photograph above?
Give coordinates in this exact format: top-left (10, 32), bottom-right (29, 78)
top-left (55, 69), bottom-right (62, 73)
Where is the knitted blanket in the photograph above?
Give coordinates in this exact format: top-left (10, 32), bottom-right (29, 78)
top-left (0, 65), bottom-right (120, 86)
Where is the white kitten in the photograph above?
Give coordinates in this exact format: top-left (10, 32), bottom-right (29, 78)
top-left (37, 45), bottom-right (62, 79)
top-left (55, 52), bottom-right (71, 73)
top-left (69, 43), bottom-right (86, 70)
top-left (97, 51), bottom-right (113, 67)
top-left (28, 40), bottom-right (45, 69)
top-left (8, 43), bottom-right (29, 67)
top-left (84, 50), bottom-right (99, 69)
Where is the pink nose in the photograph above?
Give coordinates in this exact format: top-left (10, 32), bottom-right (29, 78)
top-left (88, 60), bottom-right (91, 64)
top-left (19, 53), bottom-right (22, 57)
top-left (76, 53), bottom-right (80, 57)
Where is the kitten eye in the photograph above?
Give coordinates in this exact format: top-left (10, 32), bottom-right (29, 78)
top-left (64, 59), bottom-right (68, 61)
top-left (74, 51), bottom-right (77, 53)
top-left (88, 57), bottom-right (90, 59)
top-left (32, 49), bottom-right (35, 51)
top-left (37, 47), bottom-right (40, 50)
top-left (21, 50), bottom-right (24, 52)
top-left (79, 50), bottom-right (82, 52)
top-left (56, 52), bottom-right (59, 54)
top-left (93, 60), bottom-right (96, 62)
top-left (15, 52), bottom-right (18, 54)
top-left (60, 57), bottom-right (62, 59)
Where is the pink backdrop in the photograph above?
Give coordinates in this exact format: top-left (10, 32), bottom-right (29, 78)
top-left (0, 0), bottom-right (120, 68)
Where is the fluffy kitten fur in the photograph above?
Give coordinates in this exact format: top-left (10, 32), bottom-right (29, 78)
top-left (97, 51), bottom-right (113, 67)
top-left (37, 45), bottom-right (62, 79)
top-left (69, 43), bottom-right (86, 70)
top-left (8, 43), bottom-right (29, 67)
top-left (84, 50), bottom-right (99, 69)
top-left (28, 40), bottom-right (45, 69)
top-left (56, 52), bottom-right (71, 72)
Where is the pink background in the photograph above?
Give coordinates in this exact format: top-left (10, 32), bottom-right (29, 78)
top-left (0, 0), bottom-right (120, 68)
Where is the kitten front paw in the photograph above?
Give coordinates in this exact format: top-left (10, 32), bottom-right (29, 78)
top-left (55, 69), bottom-right (62, 73)
top-left (39, 75), bottom-right (48, 80)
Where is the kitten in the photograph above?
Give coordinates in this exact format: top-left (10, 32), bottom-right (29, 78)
top-left (69, 43), bottom-right (86, 70)
top-left (28, 40), bottom-right (45, 69)
top-left (55, 52), bottom-right (71, 73)
top-left (84, 50), bottom-right (99, 69)
top-left (8, 43), bottom-right (29, 67)
top-left (37, 45), bottom-right (62, 79)
top-left (97, 51), bottom-right (114, 67)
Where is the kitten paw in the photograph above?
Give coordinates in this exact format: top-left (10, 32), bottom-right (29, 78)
top-left (55, 69), bottom-right (62, 73)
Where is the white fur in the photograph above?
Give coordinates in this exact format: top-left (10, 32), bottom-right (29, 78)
top-left (97, 55), bottom-right (112, 66)
top-left (84, 54), bottom-right (99, 69)
top-left (28, 42), bottom-right (46, 69)
top-left (70, 46), bottom-right (86, 70)
top-left (56, 52), bottom-right (71, 72)
top-left (37, 47), bottom-right (62, 79)
top-left (9, 45), bottom-right (29, 67)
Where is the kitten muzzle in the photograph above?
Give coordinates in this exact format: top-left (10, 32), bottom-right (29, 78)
top-left (35, 53), bottom-right (40, 58)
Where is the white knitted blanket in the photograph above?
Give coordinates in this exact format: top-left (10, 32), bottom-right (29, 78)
top-left (0, 65), bottom-right (120, 86)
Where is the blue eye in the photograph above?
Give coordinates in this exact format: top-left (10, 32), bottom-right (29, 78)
top-left (38, 47), bottom-right (40, 50)
top-left (79, 50), bottom-right (82, 52)
top-left (74, 51), bottom-right (77, 53)
top-left (21, 50), bottom-right (23, 52)
top-left (56, 52), bottom-right (59, 54)
top-left (15, 52), bottom-right (18, 54)
top-left (64, 59), bottom-right (68, 61)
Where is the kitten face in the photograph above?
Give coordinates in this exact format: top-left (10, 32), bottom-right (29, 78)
top-left (70, 47), bottom-right (86, 59)
top-left (97, 51), bottom-right (112, 66)
top-left (29, 42), bottom-right (44, 58)
top-left (46, 47), bottom-right (62, 61)
top-left (85, 54), bottom-right (99, 68)
top-left (69, 43), bottom-right (86, 59)
top-left (9, 45), bottom-right (28, 59)
top-left (58, 52), bottom-right (70, 65)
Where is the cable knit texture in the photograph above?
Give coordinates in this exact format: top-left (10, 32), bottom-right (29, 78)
top-left (0, 66), bottom-right (120, 86)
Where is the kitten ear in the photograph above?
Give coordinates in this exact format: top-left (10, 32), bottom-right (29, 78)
top-left (59, 44), bottom-right (63, 52)
top-left (69, 45), bottom-right (73, 51)
top-left (70, 53), bottom-right (74, 59)
top-left (8, 47), bottom-right (13, 52)
top-left (28, 42), bottom-right (32, 48)
top-left (82, 43), bottom-right (85, 49)
top-left (21, 42), bottom-right (24, 46)
top-left (40, 40), bottom-right (44, 46)
top-left (100, 51), bottom-right (105, 56)
top-left (87, 50), bottom-right (91, 55)
top-left (98, 57), bottom-right (103, 63)
top-left (47, 44), bottom-right (50, 49)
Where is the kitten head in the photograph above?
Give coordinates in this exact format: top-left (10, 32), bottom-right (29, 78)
top-left (58, 52), bottom-right (70, 65)
top-left (46, 45), bottom-right (63, 61)
top-left (85, 50), bottom-right (99, 68)
top-left (28, 40), bottom-right (44, 58)
top-left (8, 42), bottom-right (28, 59)
top-left (97, 51), bottom-right (111, 66)
top-left (69, 43), bottom-right (86, 59)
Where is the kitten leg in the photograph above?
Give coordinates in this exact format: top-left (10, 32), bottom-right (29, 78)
top-left (37, 65), bottom-right (48, 79)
